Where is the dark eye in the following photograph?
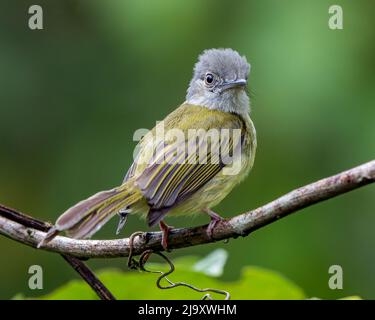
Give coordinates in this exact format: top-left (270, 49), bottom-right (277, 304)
top-left (204, 73), bottom-right (215, 86)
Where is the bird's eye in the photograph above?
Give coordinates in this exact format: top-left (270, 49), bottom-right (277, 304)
top-left (204, 73), bottom-right (215, 86)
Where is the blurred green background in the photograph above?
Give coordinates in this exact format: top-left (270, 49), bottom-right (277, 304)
top-left (0, 0), bottom-right (374, 299)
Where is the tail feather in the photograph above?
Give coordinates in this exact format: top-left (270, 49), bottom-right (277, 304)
top-left (66, 195), bottom-right (129, 239)
top-left (39, 183), bottom-right (142, 244)
top-left (55, 188), bottom-right (119, 230)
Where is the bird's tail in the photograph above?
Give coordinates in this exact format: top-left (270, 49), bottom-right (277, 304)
top-left (38, 182), bottom-right (141, 247)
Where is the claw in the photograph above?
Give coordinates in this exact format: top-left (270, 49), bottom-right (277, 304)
top-left (159, 220), bottom-right (173, 251)
top-left (204, 208), bottom-right (224, 240)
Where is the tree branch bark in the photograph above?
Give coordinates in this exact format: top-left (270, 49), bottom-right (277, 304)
top-left (61, 255), bottom-right (115, 300)
top-left (1, 160), bottom-right (375, 260)
top-left (0, 204), bottom-right (115, 300)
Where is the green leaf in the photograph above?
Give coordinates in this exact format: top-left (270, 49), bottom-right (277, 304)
top-left (339, 296), bottom-right (362, 300)
top-left (22, 251), bottom-right (306, 300)
top-left (193, 249), bottom-right (228, 277)
top-left (33, 266), bottom-right (306, 300)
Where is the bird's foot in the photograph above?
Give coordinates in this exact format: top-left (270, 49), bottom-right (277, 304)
top-left (204, 208), bottom-right (224, 240)
top-left (159, 220), bottom-right (173, 251)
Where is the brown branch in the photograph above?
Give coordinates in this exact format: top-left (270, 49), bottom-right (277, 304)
top-left (1, 160), bottom-right (375, 260)
top-left (0, 204), bottom-right (115, 300)
top-left (0, 204), bottom-right (51, 232)
top-left (61, 255), bottom-right (115, 300)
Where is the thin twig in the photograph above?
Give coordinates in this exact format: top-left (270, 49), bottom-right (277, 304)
top-left (1, 160), bottom-right (375, 259)
top-left (0, 204), bottom-right (115, 300)
top-left (140, 250), bottom-right (230, 300)
top-left (0, 204), bottom-right (50, 232)
top-left (127, 231), bottom-right (145, 269)
top-left (127, 233), bottom-right (230, 299)
top-left (61, 255), bottom-right (115, 300)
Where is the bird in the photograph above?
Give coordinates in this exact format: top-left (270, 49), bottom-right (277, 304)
top-left (38, 48), bottom-right (257, 250)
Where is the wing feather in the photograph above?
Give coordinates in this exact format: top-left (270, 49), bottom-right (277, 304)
top-left (132, 104), bottom-right (246, 226)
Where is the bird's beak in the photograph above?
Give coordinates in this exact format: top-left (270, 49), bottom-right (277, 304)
top-left (219, 79), bottom-right (247, 92)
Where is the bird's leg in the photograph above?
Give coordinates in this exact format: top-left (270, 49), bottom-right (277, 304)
top-left (159, 220), bottom-right (173, 251)
top-left (203, 208), bottom-right (224, 240)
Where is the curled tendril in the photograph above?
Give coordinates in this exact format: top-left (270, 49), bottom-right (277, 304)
top-left (127, 232), bottom-right (230, 300)
top-left (127, 231), bottom-right (145, 270)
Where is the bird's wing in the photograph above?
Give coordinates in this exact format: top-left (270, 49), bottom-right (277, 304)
top-left (123, 152), bottom-right (140, 183)
top-left (134, 104), bottom-right (245, 226)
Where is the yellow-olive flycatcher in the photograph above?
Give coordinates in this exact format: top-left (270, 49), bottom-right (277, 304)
top-left (39, 48), bottom-right (257, 250)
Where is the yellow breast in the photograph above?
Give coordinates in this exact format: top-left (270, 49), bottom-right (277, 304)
top-left (125, 103), bottom-right (257, 217)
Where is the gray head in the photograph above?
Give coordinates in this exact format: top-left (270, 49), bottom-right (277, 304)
top-left (186, 48), bottom-right (251, 116)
